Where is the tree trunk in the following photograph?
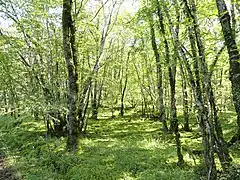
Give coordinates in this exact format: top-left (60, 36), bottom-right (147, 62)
top-left (160, 0), bottom-right (184, 166)
top-left (150, 22), bottom-right (168, 132)
top-left (91, 80), bottom-right (98, 119)
top-left (120, 77), bottom-right (127, 116)
top-left (134, 62), bottom-right (147, 116)
top-left (209, 86), bottom-right (232, 170)
top-left (180, 46), bottom-right (217, 180)
top-left (180, 64), bottom-right (190, 131)
top-left (156, 0), bottom-right (177, 133)
top-left (62, 0), bottom-right (79, 152)
top-left (216, 0), bottom-right (240, 146)
top-left (183, 1), bottom-right (217, 178)
top-left (120, 52), bottom-right (130, 116)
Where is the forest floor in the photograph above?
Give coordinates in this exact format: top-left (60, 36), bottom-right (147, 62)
top-left (0, 110), bottom-right (240, 179)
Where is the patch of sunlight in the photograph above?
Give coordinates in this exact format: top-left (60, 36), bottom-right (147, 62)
top-left (80, 137), bottom-right (121, 152)
top-left (55, 146), bottom-right (65, 152)
top-left (183, 153), bottom-right (200, 166)
top-left (113, 130), bottom-right (129, 133)
top-left (38, 124), bottom-right (45, 129)
top-left (77, 148), bottom-right (85, 155)
top-left (119, 172), bottom-right (135, 180)
top-left (21, 122), bottom-right (39, 126)
top-left (233, 156), bottom-right (240, 164)
top-left (95, 138), bottom-right (115, 142)
top-left (21, 121), bottom-right (45, 131)
top-left (181, 132), bottom-right (194, 138)
top-left (107, 141), bottom-right (119, 148)
top-left (166, 156), bottom-right (178, 164)
top-left (145, 128), bottom-right (158, 132)
top-left (225, 110), bottom-right (237, 114)
top-left (53, 140), bottom-right (66, 152)
top-left (214, 158), bottom-right (224, 170)
top-left (191, 125), bottom-right (200, 131)
top-left (81, 138), bottom-right (95, 145)
top-left (224, 128), bottom-right (235, 135)
top-left (182, 137), bottom-right (202, 149)
top-left (137, 138), bottom-right (166, 150)
top-left (227, 118), bottom-right (237, 124)
top-left (94, 138), bottom-right (120, 147)
top-left (27, 127), bottom-right (37, 131)
top-left (5, 155), bottom-right (19, 166)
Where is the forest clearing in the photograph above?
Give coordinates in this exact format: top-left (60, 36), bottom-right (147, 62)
top-left (1, 0), bottom-right (240, 179)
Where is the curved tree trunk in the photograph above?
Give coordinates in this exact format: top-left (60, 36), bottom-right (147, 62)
top-left (216, 0), bottom-right (240, 147)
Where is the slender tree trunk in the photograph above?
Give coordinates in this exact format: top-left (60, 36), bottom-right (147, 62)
top-left (160, 0), bottom-right (184, 165)
top-left (216, 0), bottom-right (240, 146)
top-left (97, 65), bottom-right (107, 111)
top-left (78, 1), bottom-right (117, 130)
top-left (209, 86), bottom-right (232, 169)
top-left (150, 22), bottom-right (168, 132)
top-left (62, 0), bottom-right (79, 152)
top-left (134, 62), bottom-right (147, 116)
top-left (156, 0), bottom-right (177, 133)
top-left (183, 1), bottom-right (217, 178)
top-left (91, 80), bottom-right (98, 119)
top-left (120, 76), bottom-right (127, 116)
top-left (120, 52), bottom-right (130, 116)
top-left (180, 46), bottom-right (217, 180)
top-left (180, 64), bottom-right (190, 131)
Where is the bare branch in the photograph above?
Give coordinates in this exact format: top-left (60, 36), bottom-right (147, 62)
top-left (90, 0), bottom-right (110, 22)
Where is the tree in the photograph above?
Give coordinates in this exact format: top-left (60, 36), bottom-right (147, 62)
top-left (62, 0), bottom-right (79, 152)
top-left (216, 0), bottom-right (240, 147)
top-left (149, 20), bottom-right (168, 132)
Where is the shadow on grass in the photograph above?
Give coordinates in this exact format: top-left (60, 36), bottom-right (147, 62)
top-left (2, 111), bottom-right (239, 180)
top-left (65, 143), bottom-right (196, 180)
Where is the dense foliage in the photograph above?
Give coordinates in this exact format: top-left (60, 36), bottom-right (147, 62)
top-left (0, 0), bottom-right (240, 179)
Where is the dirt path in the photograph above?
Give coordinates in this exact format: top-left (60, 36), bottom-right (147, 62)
top-left (0, 155), bottom-right (17, 180)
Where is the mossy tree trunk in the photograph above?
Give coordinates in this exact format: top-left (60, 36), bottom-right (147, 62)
top-left (216, 0), bottom-right (240, 146)
top-left (62, 0), bottom-right (79, 152)
top-left (155, 0), bottom-right (177, 133)
top-left (149, 21), bottom-right (168, 133)
top-left (183, 0), bottom-right (217, 178)
top-left (160, 0), bottom-right (184, 165)
top-left (180, 64), bottom-right (190, 131)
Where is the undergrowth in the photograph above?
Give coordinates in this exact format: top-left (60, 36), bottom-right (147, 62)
top-left (0, 111), bottom-right (240, 180)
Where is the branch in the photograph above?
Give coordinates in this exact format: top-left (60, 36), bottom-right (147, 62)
top-left (74, 0), bottom-right (86, 20)
top-left (209, 44), bottom-right (226, 78)
top-left (180, 44), bottom-right (193, 57)
top-left (90, 0), bottom-right (110, 22)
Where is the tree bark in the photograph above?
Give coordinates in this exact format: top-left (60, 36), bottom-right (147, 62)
top-left (62, 0), bottom-right (79, 152)
top-left (120, 52), bottom-right (130, 117)
top-left (150, 21), bottom-right (168, 132)
top-left (180, 64), bottom-right (190, 131)
top-left (161, 0), bottom-right (184, 165)
top-left (91, 80), bottom-right (98, 119)
top-left (216, 0), bottom-right (240, 146)
top-left (155, 0), bottom-right (177, 133)
top-left (183, 1), bottom-right (217, 178)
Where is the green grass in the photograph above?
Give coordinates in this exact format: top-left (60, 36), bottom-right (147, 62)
top-left (0, 111), bottom-right (240, 180)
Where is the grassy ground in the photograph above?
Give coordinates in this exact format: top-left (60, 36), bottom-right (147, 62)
top-left (0, 111), bottom-right (239, 180)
